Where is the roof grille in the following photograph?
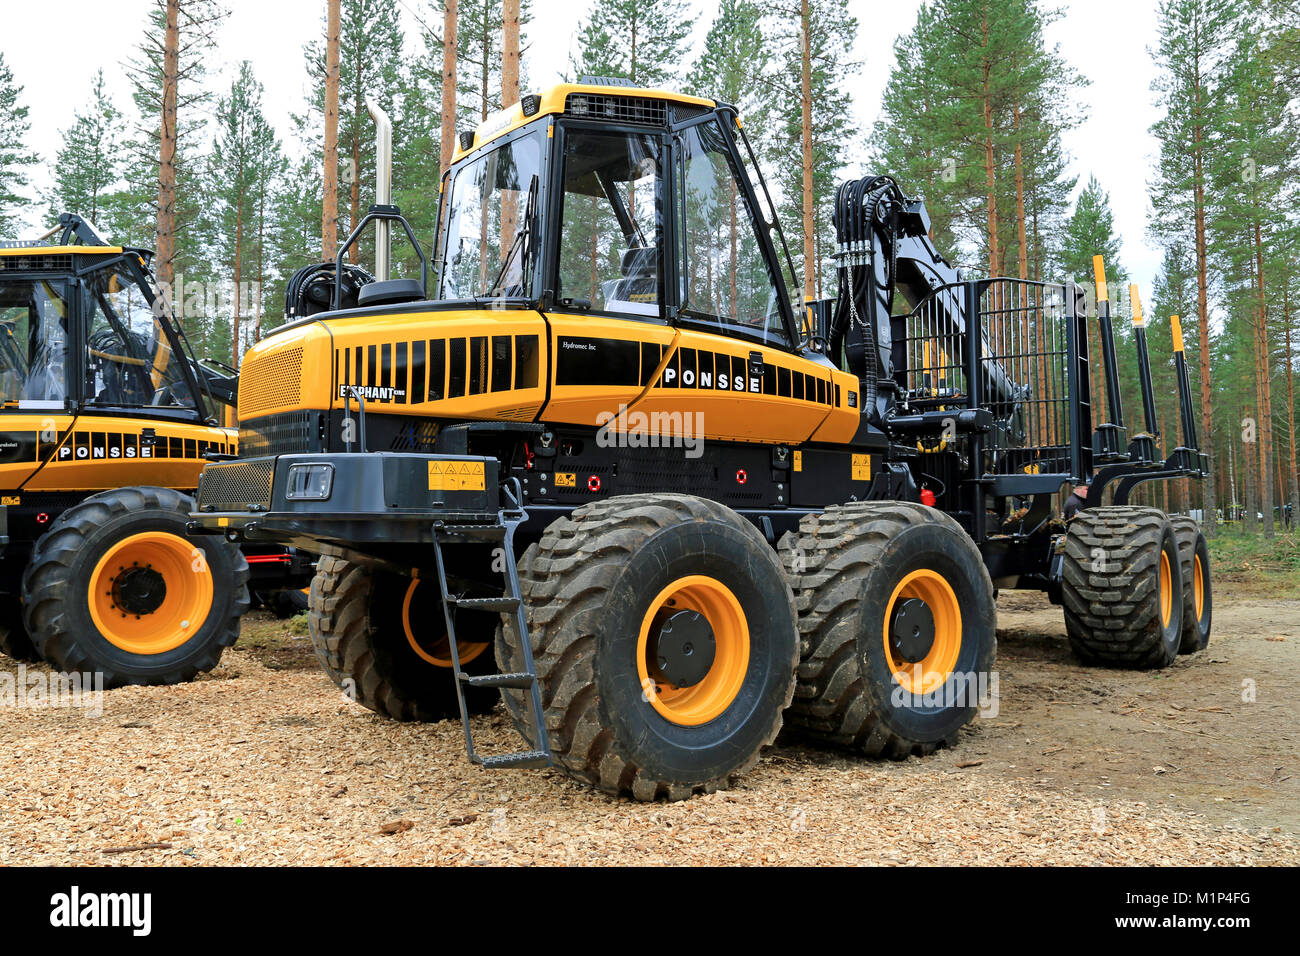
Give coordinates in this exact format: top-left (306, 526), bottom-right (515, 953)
top-left (0, 255), bottom-right (74, 273)
top-left (565, 93), bottom-right (668, 126)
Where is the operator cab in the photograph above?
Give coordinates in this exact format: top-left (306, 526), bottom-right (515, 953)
top-left (436, 79), bottom-right (805, 353)
top-left (0, 216), bottom-right (227, 421)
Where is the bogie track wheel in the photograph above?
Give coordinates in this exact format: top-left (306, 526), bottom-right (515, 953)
top-left (22, 487), bottom-right (248, 687)
top-left (1169, 515), bottom-right (1212, 654)
top-left (495, 494), bottom-right (799, 801)
top-left (778, 502), bottom-right (996, 757)
top-left (1060, 506), bottom-right (1184, 668)
top-left (308, 556), bottom-right (498, 721)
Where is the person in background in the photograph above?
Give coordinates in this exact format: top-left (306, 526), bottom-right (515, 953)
top-left (1063, 484), bottom-right (1089, 520)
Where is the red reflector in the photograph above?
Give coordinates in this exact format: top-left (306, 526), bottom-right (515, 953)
top-left (587, 475), bottom-right (601, 493)
top-left (920, 489), bottom-right (936, 507)
top-left (735, 469), bottom-right (747, 485)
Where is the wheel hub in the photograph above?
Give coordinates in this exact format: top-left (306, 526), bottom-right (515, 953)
top-left (111, 565), bottom-right (168, 616)
top-left (649, 610), bottom-right (716, 687)
top-left (889, 597), bottom-right (935, 663)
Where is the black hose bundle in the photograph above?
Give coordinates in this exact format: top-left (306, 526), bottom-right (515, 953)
top-left (830, 175), bottom-right (909, 420)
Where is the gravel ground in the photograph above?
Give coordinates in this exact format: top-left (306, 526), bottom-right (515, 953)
top-left (1, 593), bottom-right (1296, 866)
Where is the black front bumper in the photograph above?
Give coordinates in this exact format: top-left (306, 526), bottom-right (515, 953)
top-left (190, 452), bottom-right (501, 552)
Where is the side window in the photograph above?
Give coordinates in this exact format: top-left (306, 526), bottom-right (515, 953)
top-left (83, 266), bottom-right (193, 408)
top-left (0, 278), bottom-right (70, 405)
top-left (676, 119), bottom-right (789, 346)
top-left (439, 132), bottom-right (542, 300)
top-left (555, 130), bottom-right (663, 316)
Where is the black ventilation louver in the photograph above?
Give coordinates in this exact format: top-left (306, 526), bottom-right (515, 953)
top-left (564, 93), bottom-right (668, 126)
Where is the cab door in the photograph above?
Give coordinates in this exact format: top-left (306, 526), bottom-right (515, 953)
top-left (630, 116), bottom-right (853, 445)
top-left (0, 274), bottom-right (76, 492)
top-left (540, 122), bottom-right (677, 425)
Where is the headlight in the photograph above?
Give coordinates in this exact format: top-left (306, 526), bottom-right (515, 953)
top-left (285, 463), bottom-right (334, 500)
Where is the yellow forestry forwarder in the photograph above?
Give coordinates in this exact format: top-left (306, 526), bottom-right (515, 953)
top-left (0, 215), bottom-right (311, 685)
top-left (192, 80), bottom-right (1212, 800)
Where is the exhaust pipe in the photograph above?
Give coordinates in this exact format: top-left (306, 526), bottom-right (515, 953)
top-left (365, 96), bottom-right (392, 281)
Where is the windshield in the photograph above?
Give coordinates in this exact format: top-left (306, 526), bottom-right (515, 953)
top-left (439, 130), bottom-right (543, 300)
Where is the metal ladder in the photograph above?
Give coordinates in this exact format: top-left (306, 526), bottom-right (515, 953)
top-left (430, 484), bottom-right (551, 770)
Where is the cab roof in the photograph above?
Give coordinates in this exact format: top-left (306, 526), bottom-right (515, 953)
top-left (0, 243), bottom-right (125, 257)
top-left (452, 80), bottom-right (716, 163)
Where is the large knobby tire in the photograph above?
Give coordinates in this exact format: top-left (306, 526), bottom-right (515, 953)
top-left (308, 556), bottom-right (498, 721)
top-left (1169, 515), bottom-right (1212, 654)
top-left (778, 502), bottom-right (996, 757)
top-left (0, 594), bottom-right (40, 662)
top-left (1060, 506), bottom-right (1183, 668)
top-left (496, 494), bottom-right (799, 801)
top-left (22, 487), bottom-right (248, 687)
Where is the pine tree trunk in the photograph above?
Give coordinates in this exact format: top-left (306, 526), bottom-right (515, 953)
top-left (1253, 220), bottom-right (1274, 535)
top-left (799, 0), bottom-right (815, 306)
top-left (980, 13), bottom-right (998, 280)
top-left (1191, 61), bottom-right (1216, 534)
top-left (323, 0), bottom-right (341, 258)
top-left (1284, 283), bottom-right (1299, 528)
top-left (439, 0), bottom-right (457, 172)
top-left (499, 0), bottom-right (520, 266)
top-left (1013, 105), bottom-right (1028, 282)
top-left (157, 0), bottom-right (180, 304)
top-left (350, 79), bottom-right (361, 267)
top-left (232, 200), bottom-right (243, 369)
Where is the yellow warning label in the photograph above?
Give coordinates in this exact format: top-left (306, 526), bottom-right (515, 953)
top-left (793, 451), bottom-right (802, 472)
top-left (555, 472), bottom-right (576, 488)
top-left (851, 454), bottom-right (872, 482)
top-left (1, 495), bottom-right (19, 506)
top-left (428, 459), bottom-right (486, 491)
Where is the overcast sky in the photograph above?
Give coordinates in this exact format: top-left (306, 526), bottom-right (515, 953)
top-left (4, 0), bottom-right (1164, 294)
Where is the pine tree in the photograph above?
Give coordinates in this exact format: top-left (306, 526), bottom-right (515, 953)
top-left (771, 0), bottom-right (857, 300)
top-left (302, 0), bottom-right (407, 266)
top-left (1149, 0), bottom-right (1244, 530)
top-left (122, 0), bottom-right (226, 324)
top-left (0, 52), bottom-right (38, 238)
top-left (1060, 176), bottom-right (1128, 426)
top-left (46, 71), bottom-right (123, 229)
top-left (212, 62), bottom-right (284, 366)
top-left (573, 0), bottom-right (692, 87)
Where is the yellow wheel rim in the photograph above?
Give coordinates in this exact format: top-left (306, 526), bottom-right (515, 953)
top-left (883, 568), bottom-right (962, 695)
top-left (1193, 553), bottom-right (1204, 621)
top-left (88, 531), bottom-right (214, 655)
top-left (636, 575), bottom-right (749, 726)
top-left (1159, 551), bottom-right (1173, 628)
top-left (402, 580), bottom-right (488, 668)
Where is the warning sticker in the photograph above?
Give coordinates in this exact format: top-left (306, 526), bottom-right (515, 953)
top-left (851, 454), bottom-right (872, 482)
top-left (428, 459), bottom-right (486, 491)
top-left (793, 451), bottom-right (802, 473)
top-left (555, 472), bottom-right (576, 488)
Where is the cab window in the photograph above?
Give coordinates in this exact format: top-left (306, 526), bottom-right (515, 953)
top-left (555, 129), bottom-right (663, 317)
top-left (0, 278), bottom-right (71, 406)
top-left (676, 119), bottom-right (789, 346)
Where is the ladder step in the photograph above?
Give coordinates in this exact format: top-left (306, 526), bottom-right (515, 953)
top-left (478, 750), bottom-right (551, 770)
top-left (461, 672), bottom-right (536, 689)
top-left (450, 596), bottom-right (519, 612)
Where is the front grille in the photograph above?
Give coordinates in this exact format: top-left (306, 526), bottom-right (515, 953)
top-left (240, 411), bottom-right (315, 457)
top-left (239, 346), bottom-right (304, 417)
top-left (565, 93), bottom-right (668, 126)
top-left (197, 459), bottom-right (275, 511)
